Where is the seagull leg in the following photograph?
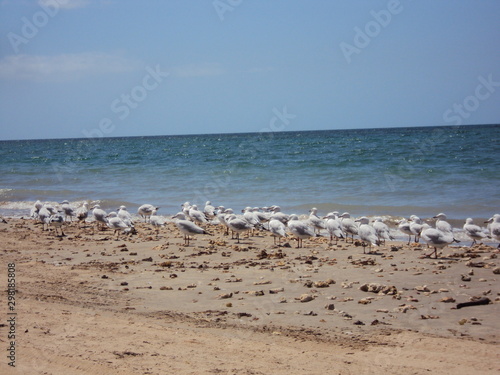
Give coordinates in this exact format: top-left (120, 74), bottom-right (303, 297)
top-left (424, 247), bottom-right (438, 258)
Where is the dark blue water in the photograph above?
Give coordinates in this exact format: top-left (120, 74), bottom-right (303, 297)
top-left (0, 125), bottom-right (499, 219)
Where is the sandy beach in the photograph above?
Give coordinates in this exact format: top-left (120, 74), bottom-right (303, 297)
top-left (0, 217), bottom-right (499, 374)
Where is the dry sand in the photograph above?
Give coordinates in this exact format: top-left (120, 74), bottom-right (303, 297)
top-left (0, 218), bottom-right (499, 374)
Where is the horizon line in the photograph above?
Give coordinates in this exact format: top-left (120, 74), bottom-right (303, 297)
top-left (1, 122), bottom-right (498, 142)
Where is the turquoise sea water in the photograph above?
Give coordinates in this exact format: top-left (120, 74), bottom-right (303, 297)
top-left (0, 125), bottom-right (499, 220)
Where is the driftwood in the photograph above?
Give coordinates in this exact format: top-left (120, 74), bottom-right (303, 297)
top-left (456, 297), bottom-right (491, 309)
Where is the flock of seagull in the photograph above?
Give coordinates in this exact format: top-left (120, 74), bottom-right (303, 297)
top-left (27, 199), bottom-right (500, 258)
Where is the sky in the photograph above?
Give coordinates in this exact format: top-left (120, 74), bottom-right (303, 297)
top-left (0, 0), bottom-right (499, 140)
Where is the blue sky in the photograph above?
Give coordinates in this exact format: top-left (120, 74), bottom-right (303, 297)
top-left (0, 0), bottom-right (499, 140)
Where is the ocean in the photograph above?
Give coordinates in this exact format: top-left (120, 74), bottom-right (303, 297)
top-left (0, 124), bottom-right (499, 224)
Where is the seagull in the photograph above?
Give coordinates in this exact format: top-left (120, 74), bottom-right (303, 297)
top-left (433, 213), bottom-right (453, 233)
top-left (117, 205), bottom-right (133, 224)
top-left (253, 207), bottom-right (271, 228)
top-left (189, 205), bottom-right (208, 225)
top-left (34, 200), bottom-right (43, 211)
top-left (339, 212), bottom-right (358, 243)
top-left (149, 210), bottom-right (166, 237)
top-left (287, 214), bottom-right (315, 248)
top-left (225, 214), bottom-right (253, 243)
top-left (323, 212), bottom-right (344, 244)
top-left (242, 207), bottom-right (262, 235)
top-left (398, 218), bottom-right (413, 245)
top-left (75, 202), bottom-right (89, 227)
top-left (420, 224), bottom-right (458, 258)
top-left (242, 207), bottom-right (260, 225)
top-left (355, 217), bottom-right (380, 253)
top-left (91, 204), bottom-right (108, 230)
top-left (137, 204), bottom-right (158, 222)
top-left (172, 212), bottom-right (209, 246)
top-left (268, 218), bottom-right (287, 246)
top-left (463, 218), bottom-right (487, 247)
top-left (30, 200), bottom-right (43, 220)
top-left (49, 214), bottom-right (65, 236)
top-left (181, 202), bottom-right (192, 219)
top-left (203, 201), bottom-right (216, 219)
top-left (308, 207), bottom-right (326, 234)
top-left (60, 200), bottom-right (75, 222)
top-left (372, 217), bottom-right (393, 244)
top-left (106, 212), bottom-right (131, 239)
top-left (485, 214), bottom-right (500, 248)
top-left (38, 206), bottom-right (52, 231)
top-left (409, 215), bottom-right (424, 243)
top-left (269, 205), bottom-right (290, 225)
top-left (44, 203), bottom-right (58, 216)
top-left (216, 206), bottom-right (231, 235)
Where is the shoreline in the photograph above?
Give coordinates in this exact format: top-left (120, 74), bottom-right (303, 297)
top-left (0, 217), bottom-right (499, 374)
top-left (0, 198), bottom-right (496, 222)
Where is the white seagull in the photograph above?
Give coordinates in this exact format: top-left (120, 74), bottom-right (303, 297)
top-left (268, 218), bottom-right (287, 246)
top-left (172, 212), bottom-right (209, 246)
top-left (308, 207), bottom-right (326, 234)
top-left (463, 218), bottom-right (487, 247)
top-left (398, 218), bottom-right (413, 245)
top-left (138, 204), bottom-right (158, 222)
top-left (189, 205), bottom-right (208, 225)
top-left (117, 206), bottom-right (134, 224)
top-left (30, 200), bottom-right (43, 220)
top-left (287, 214), bottom-right (315, 248)
top-left (269, 205), bottom-right (290, 225)
top-left (225, 214), bottom-right (253, 243)
top-left (420, 224), bottom-right (458, 259)
top-left (372, 217), bottom-right (393, 244)
top-left (323, 212), bottom-right (344, 244)
top-left (203, 201), bottom-right (216, 219)
top-left (340, 212), bottom-right (358, 243)
top-left (409, 215), bottom-right (424, 243)
top-left (75, 202), bottom-right (89, 227)
top-left (60, 200), bottom-right (75, 222)
top-left (38, 206), bottom-right (52, 231)
top-left (105, 212), bottom-right (131, 239)
top-left (150, 209), bottom-right (166, 237)
top-left (49, 213), bottom-right (65, 236)
top-left (355, 217), bottom-right (380, 253)
top-left (91, 204), bottom-right (108, 230)
top-left (485, 214), bottom-right (500, 248)
top-left (433, 213), bottom-right (453, 233)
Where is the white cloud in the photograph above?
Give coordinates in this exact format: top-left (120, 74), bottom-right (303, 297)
top-left (171, 63), bottom-right (225, 78)
top-left (0, 52), bottom-right (140, 81)
top-left (37, 0), bottom-right (90, 10)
